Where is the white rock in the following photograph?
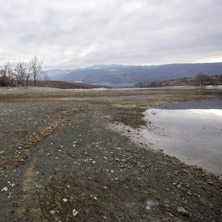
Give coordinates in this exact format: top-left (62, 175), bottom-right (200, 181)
top-left (146, 200), bottom-right (159, 210)
top-left (63, 198), bottom-right (68, 202)
top-left (1, 187), bottom-right (8, 192)
top-left (72, 209), bottom-right (78, 217)
top-left (50, 210), bottom-right (55, 215)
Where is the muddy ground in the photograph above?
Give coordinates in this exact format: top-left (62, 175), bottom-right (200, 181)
top-left (0, 87), bottom-right (222, 222)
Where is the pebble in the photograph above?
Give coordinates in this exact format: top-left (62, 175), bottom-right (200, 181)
top-left (1, 187), bottom-right (8, 192)
top-left (187, 190), bottom-right (192, 196)
top-left (176, 207), bottom-right (190, 216)
top-left (63, 198), bottom-right (68, 202)
top-left (50, 210), bottom-right (56, 215)
top-left (176, 184), bottom-right (182, 189)
top-left (207, 179), bottom-right (213, 185)
top-left (72, 209), bottom-right (78, 216)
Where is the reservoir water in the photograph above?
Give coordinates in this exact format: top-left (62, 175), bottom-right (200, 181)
top-left (142, 99), bottom-right (222, 177)
top-left (61, 94), bottom-right (169, 101)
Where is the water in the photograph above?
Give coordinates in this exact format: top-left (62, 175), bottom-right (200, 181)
top-left (61, 94), bottom-right (168, 101)
top-left (66, 87), bottom-right (200, 91)
top-left (142, 99), bottom-right (222, 177)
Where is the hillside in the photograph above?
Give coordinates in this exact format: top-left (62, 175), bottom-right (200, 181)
top-left (47, 63), bottom-right (222, 86)
top-left (135, 75), bottom-right (222, 88)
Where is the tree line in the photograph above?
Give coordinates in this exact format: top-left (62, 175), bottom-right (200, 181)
top-left (0, 56), bottom-right (43, 87)
top-left (135, 73), bottom-right (222, 88)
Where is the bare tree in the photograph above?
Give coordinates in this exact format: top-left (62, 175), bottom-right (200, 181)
top-left (1, 62), bottom-right (14, 80)
top-left (195, 73), bottom-right (210, 83)
top-left (14, 61), bottom-right (27, 86)
top-left (6, 62), bottom-right (14, 80)
top-left (0, 63), bottom-right (14, 86)
top-left (195, 73), bottom-right (211, 88)
top-left (30, 56), bottom-right (42, 86)
top-left (24, 61), bottom-right (32, 87)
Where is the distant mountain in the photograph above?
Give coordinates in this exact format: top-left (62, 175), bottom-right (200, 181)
top-left (47, 63), bottom-right (222, 87)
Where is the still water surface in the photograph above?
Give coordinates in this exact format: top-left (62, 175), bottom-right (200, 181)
top-left (143, 99), bottom-right (222, 177)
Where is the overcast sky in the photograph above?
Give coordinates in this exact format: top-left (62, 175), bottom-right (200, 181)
top-left (0, 0), bottom-right (222, 69)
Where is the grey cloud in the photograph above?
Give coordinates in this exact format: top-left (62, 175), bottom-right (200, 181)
top-left (0, 0), bottom-right (221, 69)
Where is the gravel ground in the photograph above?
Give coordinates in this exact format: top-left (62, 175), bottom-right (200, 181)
top-left (0, 88), bottom-right (222, 222)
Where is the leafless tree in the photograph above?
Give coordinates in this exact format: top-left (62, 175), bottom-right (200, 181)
top-left (6, 62), bottom-right (14, 80)
top-left (195, 73), bottom-right (210, 88)
top-left (30, 56), bottom-right (42, 86)
top-left (24, 61), bottom-right (32, 87)
top-left (14, 61), bottom-right (27, 86)
top-left (0, 62), bottom-right (14, 86)
top-left (0, 62), bottom-right (14, 80)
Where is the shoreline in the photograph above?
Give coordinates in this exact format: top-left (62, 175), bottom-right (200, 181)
top-left (109, 118), bottom-right (222, 180)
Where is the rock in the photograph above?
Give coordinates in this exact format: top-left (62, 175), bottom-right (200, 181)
top-left (176, 207), bottom-right (190, 217)
top-left (207, 179), bottom-right (213, 185)
top-left (145, 200), bottom-right (159, 210)
top-left (182, 169), bottom-right (189, 174)
top-left (1, 187), bottom-right (8, 192)
top-left (63, 198), bottom-right (68, 202)
top-left (121, 159), bottom-right (127, 163)
top-left (176, 184), bottom-right (182, 189)
top-left (187, 190), bottom-right (192, 196)
top-left (50, 210), bottom-right (56, 215)
top-left (72, 209), bottom-right (78, 216)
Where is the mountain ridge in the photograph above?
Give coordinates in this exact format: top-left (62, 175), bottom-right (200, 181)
top-left (47, 63), bottom-right (222, 87)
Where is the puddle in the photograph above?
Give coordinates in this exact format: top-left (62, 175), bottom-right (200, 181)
top-left (142, 99), bottom-right (222, 177)
top-left (60, 94), bottom-right (169, 101)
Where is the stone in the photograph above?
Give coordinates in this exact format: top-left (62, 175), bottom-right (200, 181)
top-left (50, 210), bottom-right (56, 215)
top-left (207, 179), bottom-right (213, 185)
top-left (176, 184), bottom-right (182, 189)
top-left (187, 190), bottom-right (192, 196)
top-left (176, 207), bottom-right (190, 217)
top-left (1, 187), bottom-right (8, 192)
top-left (72, 209), bottom-right (78, 216)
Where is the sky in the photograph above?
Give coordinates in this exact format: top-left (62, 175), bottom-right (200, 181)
top-left (0, 0), bottom-right (222, 70)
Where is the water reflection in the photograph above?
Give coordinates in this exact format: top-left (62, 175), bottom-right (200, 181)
top-left (61, 94), bottom-right (168, 101)
top-left (143, 100), bottom-right (222, 177)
